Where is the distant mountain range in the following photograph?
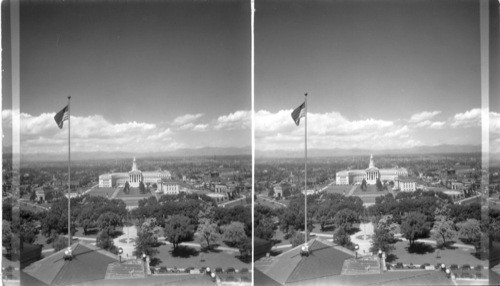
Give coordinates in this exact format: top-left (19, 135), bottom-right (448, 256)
top-left (1, 144), bottom-right (484, 162)
top-left (3, 147), bottom-right (251, 162)
top-left (256, 144), bottom-right (482, 158)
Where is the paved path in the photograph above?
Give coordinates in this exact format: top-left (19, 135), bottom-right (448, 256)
top-left (219, 195), bottom-right (246, 207)
top-left (82, 184), bottom-right (99, 195)
top-left (346, 185), bottom-right (358, 196)
top-left (110, 187), bottom-right (122, 199)
top-left (257, 195), bottom-right (287, 208)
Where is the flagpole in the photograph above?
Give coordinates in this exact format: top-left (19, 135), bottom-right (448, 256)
top-left (67, 96), bottom-right (71, 249)
top-left (304, 93), bottom-right (308, 246)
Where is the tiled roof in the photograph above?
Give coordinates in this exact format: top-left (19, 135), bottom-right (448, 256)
top-left (255, 239), bottom-right (355, 285)
top-left (22, 242), bottom-right (119, 286)
top-left (286, 270), bottom-right (453, 286)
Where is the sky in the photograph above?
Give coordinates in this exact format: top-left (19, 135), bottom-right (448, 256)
top-left (255, 0), bottom-right (489, 152)
top-left (2, 0), bottom-right (251, 154)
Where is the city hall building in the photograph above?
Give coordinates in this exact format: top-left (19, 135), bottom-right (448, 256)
top-left (99, 158), bottom-right (171, 188)
top-left (336, 155), bottom-right (408, 185)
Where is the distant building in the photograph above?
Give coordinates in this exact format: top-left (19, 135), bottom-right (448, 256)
top-left (336, 155), bottom-right (408, 185)
top-left (35, 188), bottom-right (45, 202)
top-left (99, 158), bottom-right (171, 188)
top-left (394, 178), bottom-right (416, 192)
top-left (206, 192), bottom-right (228, 203)
top-left (214, 184), bottom-right (228, 193)
top-left (159, 181), bottom-right (180, 195)
top-left (274, 185), bottom-right (283, 198)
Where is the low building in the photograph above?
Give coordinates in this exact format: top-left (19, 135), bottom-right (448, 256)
top-left (99, 158), bottom-right (171, 188)
top-left (336, 155), bottom-right (408, 185)
top-left (394, 178), bottom-right (416, 192)
top-left (273, 185), bottom-right (283, 198)
top-left (206, 192), bottom-right (228, 203)
top-left (159, 181), bottom-right (180, 195)
top-left (35, 188), bottom-right (45, 202)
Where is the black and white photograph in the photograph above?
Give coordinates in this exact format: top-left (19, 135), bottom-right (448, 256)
top-left (254, 0), bottom-right (496, 285)
top-left (2, 0), bottom-right (252, 285)
top-left (2, 0), bottom-right (500, 286)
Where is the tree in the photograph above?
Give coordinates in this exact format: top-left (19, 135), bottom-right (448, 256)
top-left (333, 209), bottom-right (359, 231)
top-left (139, 181), bottom-right (146, 194)
top-left (163, 215), bottom-right (194, 249)
top-left (333, 227), bottom-right (353, 249)
top-left (135, 218), bottom-right (161, 257)
top-left (376, 179), bottom-right (383, 192)
top-left (196, 219), bottom-right (220, 250)
top-left (3, 220), bottom-right (12, 253)
top-left (221, 222), bottom-right (247, 247)
top-left (457, 219), bottom-right (481, 249)
top-left (400, 212), bottom-right (431, 246)
top-left (361, 179), bottom-right (367, 191)
top-left (255, 217), bottom-right (276, 241)
top-left (52, 235), bottom-right (69, 252)
top-left (124, 181), bottom-right (130, 194)
top-left (290, 231), bottom-right (305, 248)
top-left (96, 230), bottom-right (118, 254)
top-left (370, 215), bottom-right (397, 254)
top-left (97, 212), bottom-right (122, 235)
top-left (236, 237), bottom-right (252, 261)
top-left (268, 188), bottom-right (275, 197)
top-left (432, 216), bottom-right (456, 247)
top-left (29, 191), bottom-right (37, 202)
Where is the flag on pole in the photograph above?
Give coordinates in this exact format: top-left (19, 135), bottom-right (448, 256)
top-left (54, 105), bottom-right (69, 129)
top-left (291, 102), bottom-right (306, 126)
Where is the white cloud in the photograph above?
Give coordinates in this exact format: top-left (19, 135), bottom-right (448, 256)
top-left (416, 120), bottom-right (432, 127)
top-left (193, 124), bottom-right (208, 131)
top-left (255, 109), bottom-right (416, 151)
top-left (450, 108), bottom-right (481, 128)
top-left (3, 109), bottom-right (183, 153)
top-left (172, 113), bottom-right (204, 125)
top-left (409, 111), bottom-right (441, 123)
top-left (429, 121), bottom-right (446, 129)
top-left (215, 110), bottom-right (251, 130)
top-left (491, 111), bottom-right (500, 154)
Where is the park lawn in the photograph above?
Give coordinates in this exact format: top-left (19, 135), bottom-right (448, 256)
top-left (88, 187), bottom-right (116, 197)
top-left (324, 185), bottom-right (353, 195)
top-left (310, 223), bottom-right (335, 235)
top-left (116, 187), bottom-right (152, 198)
top-left (154, 244), bottom-right (250, 270)
top-left (255, 197), bottom-right (285, 210)
top-left (388, 240), bottom-right (487, 268)
top-left (272, 229), bottom-right (291, 247)
top-left (352, 184), bottom-right (391, 195)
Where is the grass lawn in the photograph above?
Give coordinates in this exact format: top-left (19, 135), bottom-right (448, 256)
top-left (311, 223), bottom-right (334, 235)
top-left (153, 244), bottom-right (250, 270)
top-left (222, 198), bottom-right (250, 208)
top-left (116, 187), bottom-right (152, 198)
top-left (324, 185), bottom-right (353, 195)
top-left (352, 185), bottom-right (390, 195)
top-left (388, 240), bottom-right (487, 268)
top-left (255, 197), bottom-right (285, 210)
top-left (88, 187), bottom-right (116, 197)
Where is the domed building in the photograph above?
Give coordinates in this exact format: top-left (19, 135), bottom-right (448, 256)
top-left (336, 155), bottom-right (408, 185)
top-left (99, 157), bottom-right (171, 188)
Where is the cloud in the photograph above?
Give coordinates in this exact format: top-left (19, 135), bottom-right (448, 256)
top-left (172, 113), bottom-right (204, 125)
top-left (178, 123), bottom-right (209, 132)
top-left (2, 109), bottom-right (182, 153)
top-left (255, 109), bottom-right (417, 151)
top-left (450, 108), bottom-right (481, 128)
top-left (409, 111), bottom-right (441, 123)
top-left (214, 110), bottom-right (251, 130)
top-left (429, 121), bottom-right (446, 129)
top-left (491, 111), bottom-right (500, 154)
